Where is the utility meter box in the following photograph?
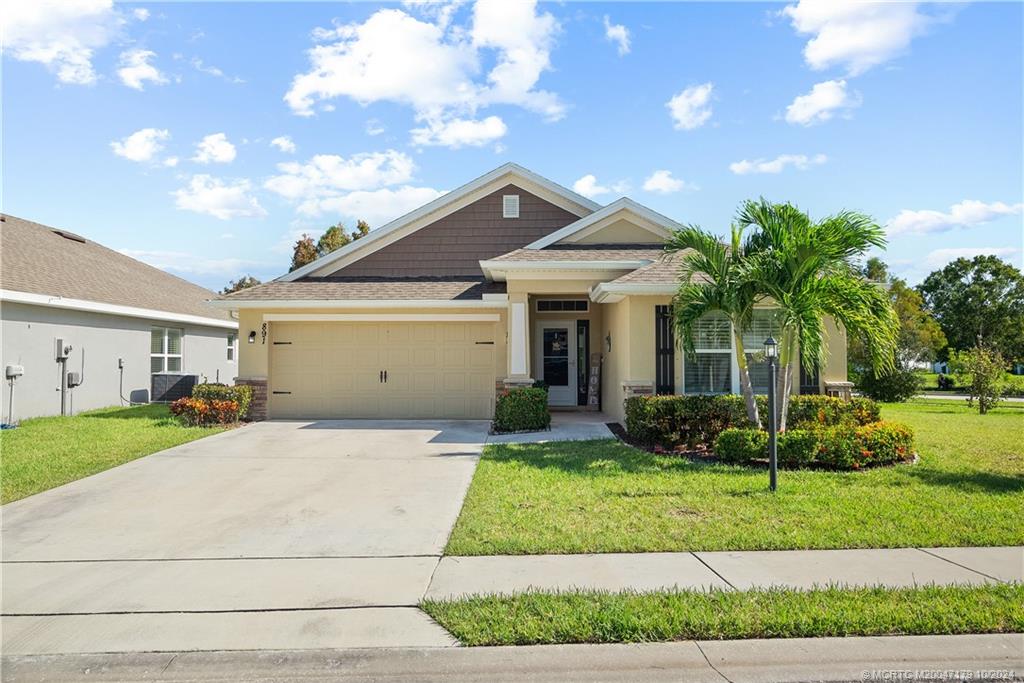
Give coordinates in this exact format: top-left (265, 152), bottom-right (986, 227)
top-left (67, 372), bottom-right (82, 388)
top-left (5, 365), bottom-right (24, 380)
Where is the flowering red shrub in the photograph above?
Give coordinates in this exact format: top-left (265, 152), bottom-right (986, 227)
top-left (169, 397), bottom-right (240, 426)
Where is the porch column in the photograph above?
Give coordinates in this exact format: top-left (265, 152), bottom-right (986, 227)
top-left (504, 292), bottom-right (534, 387)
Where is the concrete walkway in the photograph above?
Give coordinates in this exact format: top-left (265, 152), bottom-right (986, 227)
top-left (4, 634), bottom-right (1022, 682)
top-left (487, 410), bottom-right (614, 444)
top-left (425, 546), bottom-right (1024, 599)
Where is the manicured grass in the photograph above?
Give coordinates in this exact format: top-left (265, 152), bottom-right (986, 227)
top-left (0, 404), bottom-right (227, 503)
top-left (445, 400), bottom-right (1024, 554)
top-left (423, 584), bottom-right (1024, 646)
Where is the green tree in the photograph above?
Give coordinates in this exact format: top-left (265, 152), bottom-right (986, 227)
top-left (317, 224), bottom-right (351, 256)
top-left (221, 275), bottom-right (261, 295)
top-left (949, 346), bottom-right (1006, 414)
top-left (667, 224), bottom-right (763, 427)
top-left (289, 234), bottom-right (318, 272)
top-left (737, 199), bottom-right (899, 431)
top-left (352, 219), bottom-right (370, 241)
top-left (917, 255), bottom-right (1024, 364)
top-left (851, 259), bottom-right (946, 368)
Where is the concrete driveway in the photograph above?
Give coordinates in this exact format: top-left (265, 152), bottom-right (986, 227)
top-left (2, 420), bottom-right (487, 655)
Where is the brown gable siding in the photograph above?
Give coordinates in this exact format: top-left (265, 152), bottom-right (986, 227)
top-left (327, 184), bottom-right (580, 278)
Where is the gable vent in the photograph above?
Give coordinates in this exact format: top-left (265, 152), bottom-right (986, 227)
top-left (502, 194), bottom-right (520, 219)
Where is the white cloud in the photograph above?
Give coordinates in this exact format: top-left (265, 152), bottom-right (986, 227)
top-left (643, 170), bottom-right (690, 194)
top-left (173, 175), bottom-right (266, 220)
top-left (191, 133), bottom-right (237, 164)
top-left (365, 119), bottom-right (386, 136)
top-left (886, 200), bottom-right (1024, 236)
top-left (784, 79), bottom-right (860, 126)
top-left (270, 136), bottom-right (297, 153)
top-left (572, 174), bottom-right (629, 199)
top-left (163, 156), bottom-right (179, 168)
top-left (190, 57), bottom-right (244, 84)
top-left (264, 150), bottom-right (415, 200)
top-left (132, 7), bottom-right (150, 21)
top-left (116, 48), bottom-right (167, 90)
top-left (118, 249), bottom-right (263, 277)
top-left (2, 0), bottom-right (124, 85)
top-left (729, 153), bottom-right (827, 175)
top-left (603, 15), bottom-right (630, 56)
top-left (110, 127), bottom-right (169, 163)
top-left (284, 1), bottom-right (563, 147)
top-left (781, 1), bottom-right (936, 76)
top-left (313, 186), bottom-right (445, 224)
top-left (666, 82), bottom-right (713, 130)
top-left (410, 115), bottom-right (507, 148)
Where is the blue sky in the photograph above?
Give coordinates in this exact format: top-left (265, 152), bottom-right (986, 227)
top-left (5, 1), bottom-right (1022, 290)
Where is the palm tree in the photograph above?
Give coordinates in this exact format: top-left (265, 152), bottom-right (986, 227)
top-left (737, 199), bottom-right (898, 431)
top-left (666, 224), bottom-right (762, 427)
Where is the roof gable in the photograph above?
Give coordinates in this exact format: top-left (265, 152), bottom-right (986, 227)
top-left (281, 163), bottom-right (601, 281)
top-left (524, 198), bottom-right (680, 250)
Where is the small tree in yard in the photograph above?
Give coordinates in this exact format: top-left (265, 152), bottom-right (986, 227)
top-left (950, 345), bottom-right (1005, 414)
top-left (317, 224), bottom-right (351, 256)
top-left (221, 275), bottom-right (261, 295)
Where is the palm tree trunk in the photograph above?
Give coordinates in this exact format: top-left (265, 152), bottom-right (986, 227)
top-left (733, 330), bottom-right (760, 428)
top-left (775, 331), bottom-right (797, 432)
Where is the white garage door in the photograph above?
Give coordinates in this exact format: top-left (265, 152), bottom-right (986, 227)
top-left (269, 321), bottom-right (496, 419)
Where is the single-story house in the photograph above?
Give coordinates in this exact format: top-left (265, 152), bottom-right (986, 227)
top-left (214, 163), bottom-right (847, 423)
top-left (1, 214), bottom-right (238, 421)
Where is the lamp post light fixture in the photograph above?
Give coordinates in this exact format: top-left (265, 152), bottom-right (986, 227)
top-left (763, 336), bottom-right (779, 492)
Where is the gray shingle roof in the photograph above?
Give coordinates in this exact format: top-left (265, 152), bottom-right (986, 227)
top-left (1, 214), bottom-right (232, 321)
top-left (221, 278), bottom-right (506, 301)
top-left (608, 250), bottom-right (694, 284)
top-left (489, 244), bottom-right (667, 262)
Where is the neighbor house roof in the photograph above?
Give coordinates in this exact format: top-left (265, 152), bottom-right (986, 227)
top-left (219, 278), bottom-right (506, 304)
top-left (0, 214), bottom-right (234, 326)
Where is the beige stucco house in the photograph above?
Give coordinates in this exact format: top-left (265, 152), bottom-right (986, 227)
top-left (215, 164), bottom-right (847, 423)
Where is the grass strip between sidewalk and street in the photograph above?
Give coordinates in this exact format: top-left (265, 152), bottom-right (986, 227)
top-left (422, 583), bottom-right (1024, 646)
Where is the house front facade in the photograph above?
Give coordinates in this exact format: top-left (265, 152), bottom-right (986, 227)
top-left (217, 164), bottom-right (848, 423)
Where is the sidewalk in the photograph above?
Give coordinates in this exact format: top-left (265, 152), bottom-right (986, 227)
top-left (4, 634), bottom-right (1021, 682)
top-left (425, 546), bottom-right (1023, 599)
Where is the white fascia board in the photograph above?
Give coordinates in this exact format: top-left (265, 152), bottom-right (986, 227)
top-left (208, 298), bottom-right (507, 310)
top-left (524, 198), bottom-right (683, 250)
top-left (480, 259), bottom-right (649, 282)
top-left (590, 282), bottom-right (677, 303)
top-left (1, 289), bottom-right (237, 330)
top-left (263, 313), bottom-right (500, 322)
top-left (278, 163), bottom-right (602, 282)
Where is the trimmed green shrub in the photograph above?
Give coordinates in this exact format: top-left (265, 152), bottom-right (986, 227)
top-left (856, 421), bottom-right (915, 466)
top-left (856, 366), bottom-right (922, 403)
top-left (777, 429), bottom-right (820, 467)
top-left (494, 388), bottom-right (550, 433)
top-left (714, 428), bottom-right (767, 464)
top-left (625, 394), bottom-right (881, 449)
top-left (193, 383), bottom-right (253, 420)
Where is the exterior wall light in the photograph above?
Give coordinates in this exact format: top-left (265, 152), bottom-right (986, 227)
top-left (605, 333), bottom-right (612, 353)
top-left (248, 331), bottom-right (257, 344)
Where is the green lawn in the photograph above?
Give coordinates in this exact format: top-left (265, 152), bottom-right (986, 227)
top-left (423, 584), bottom-right (1024, 646)
top-left (0, 404), bottom-right (227, 504)
top-left (445, 400), bottom-right (1024, 555)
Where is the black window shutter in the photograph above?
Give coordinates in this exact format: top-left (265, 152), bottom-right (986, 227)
top-left (655, 305), bottom-right (675, 395)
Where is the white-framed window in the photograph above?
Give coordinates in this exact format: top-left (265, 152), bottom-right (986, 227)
top-left (227, 333), bottom-right (237, 362)
top-left (502, 194), bottom-right (520, 218)
top-left (151, 327), bottom-right (183, 374)
top-left (536, 299), bottom-right (589, 312)
top-left (741, 309), bottom-right (781, 394)
top-left (683, 311), bottom-right (732, 394)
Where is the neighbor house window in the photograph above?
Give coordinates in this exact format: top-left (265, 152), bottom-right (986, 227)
top-left (227, 333), bottom-right (237, 362)
top-left (502, 194), bottom-right (520, 218)
top-left (683, 311), bottom-right (732, 394)
top-left (742, 309), bottom-right (780, 394)
top-left (151, 327), bottom-right (183, 373)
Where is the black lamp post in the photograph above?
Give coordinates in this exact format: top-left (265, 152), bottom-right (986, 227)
top-left (764, 336), bottom-right (779, 492)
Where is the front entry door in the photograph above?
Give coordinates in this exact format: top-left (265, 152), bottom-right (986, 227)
top-left (537, 321), bottom-right (576, 406)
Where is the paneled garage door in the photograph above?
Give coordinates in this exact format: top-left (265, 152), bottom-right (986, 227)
top-left (269, 321), bottom-right (496, 419)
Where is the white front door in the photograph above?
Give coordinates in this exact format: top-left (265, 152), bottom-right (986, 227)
top-left (537, 321), bottom-right (576, 406)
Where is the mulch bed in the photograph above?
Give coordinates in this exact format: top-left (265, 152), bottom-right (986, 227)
top-left (606, 422), bottom-right (722, 463)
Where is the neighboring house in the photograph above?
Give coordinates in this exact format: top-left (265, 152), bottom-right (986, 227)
top-left (0, 215), bottom-right (238, 421)
top-left (215, 164), bottom-right (847, 423)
